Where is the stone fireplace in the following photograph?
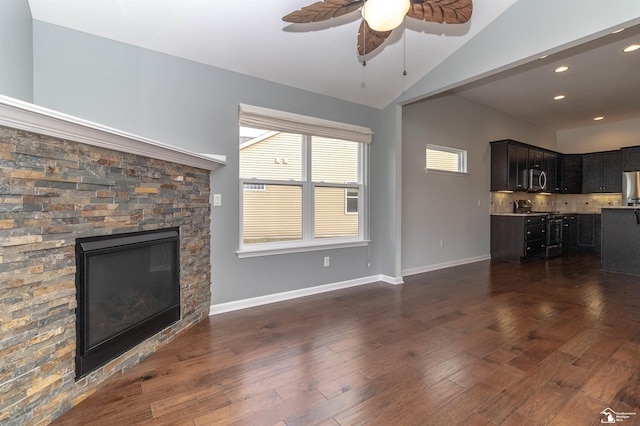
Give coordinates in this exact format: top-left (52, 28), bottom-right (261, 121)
top-left (0, 97), bottom-right (223, 425)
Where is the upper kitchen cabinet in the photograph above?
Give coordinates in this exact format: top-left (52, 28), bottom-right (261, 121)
top-left (544, 152), bottom-right (561, 193)
top-left (560, 154), bottom-right (582, 193)
top-left (528, 148), bottom-right (545, 170)
top-left (582, 150), bottom-right (622, 193)
top-left (528, 148), bottom-right (544, 170)
top-left (491, 140), bottom-right (528, 191)
top-left (490, 140), bottom-right (561, 193)
top-left (621, 146), bottom-right (640, 172)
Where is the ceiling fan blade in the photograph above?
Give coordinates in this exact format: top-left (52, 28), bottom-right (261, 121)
top-left (283, 0), bottom-right (364, 23)
top-left (407, 0), bottom-right (473, 24)
top-left (357, 20), bottom-right (392, 56)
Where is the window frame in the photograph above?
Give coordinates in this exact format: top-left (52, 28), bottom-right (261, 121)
top-left (242, 182), bottom-right (266, 191)
top-left (238, 130), bottom-right (369, 258)
top-left (425, 144), bottom-right (468, 175)
top-left (344, 183), bottom-right (359, 215)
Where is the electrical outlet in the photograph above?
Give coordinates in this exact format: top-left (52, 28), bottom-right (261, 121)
top-left (440, 239), bottom-right (444, 248)
top-left (324, 256), bottom-right (330, 267)
top-left (213, 194), bottom-right (222, 206)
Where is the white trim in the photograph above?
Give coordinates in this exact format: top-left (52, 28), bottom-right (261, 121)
top-left (239, 130), bottom-right (279, 150)
top-left (425, 169), bottom-right (469, 177)
top-left (239, 103), bottom-right (373, 144)
top-left (425, 144), bottom-right (467, 174)
top-left (0, 94), bottom-right (226, 171)
top-left (209, 274), bottom-right (402, 315)
top-left (379, 274), bottom-right (404, 285)
top-left (401, 255), bottom-right (491, 277)
top-left (237, 239), bottom-right (370, 258)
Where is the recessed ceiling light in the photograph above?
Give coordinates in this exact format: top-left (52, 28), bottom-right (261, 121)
top-left (554, 66), bottom-right (570, 73)
top-left (623, 44), bottom-right (640, 53)
top-left (612, 28), bottom-right (625, 34)
top-left (594, 116), bottom-right (604, 121)
top-left (554, 95), bottom-right (565, 100)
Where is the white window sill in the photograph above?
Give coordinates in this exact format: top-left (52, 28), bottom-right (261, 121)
top-left (237, 239), bottom-right (370, 258)
top-left (425, 168), bottom-right (469, 177)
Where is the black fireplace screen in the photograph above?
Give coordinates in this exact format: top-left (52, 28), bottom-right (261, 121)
top-left (75, 228), bottom-right (180, 378)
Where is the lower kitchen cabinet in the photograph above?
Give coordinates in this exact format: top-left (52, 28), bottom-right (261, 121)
top-left (562, 214), bottom-right (577, 249)
top-left (491, 215), bottom-right (547, 262)
top-left (574, 214), bottom-right (601, 251)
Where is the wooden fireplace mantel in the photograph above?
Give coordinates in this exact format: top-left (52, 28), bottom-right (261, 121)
top-left (0, 94), bottom-right (226, 171)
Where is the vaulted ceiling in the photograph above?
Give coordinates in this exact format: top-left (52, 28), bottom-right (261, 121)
top-left (27, 0), bottom-right (517, 109)
top-left (28, 1), bottom-right (640, 131)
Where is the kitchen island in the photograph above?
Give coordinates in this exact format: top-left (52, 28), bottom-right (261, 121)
top-left (601, 207), bottom-right (640, 275)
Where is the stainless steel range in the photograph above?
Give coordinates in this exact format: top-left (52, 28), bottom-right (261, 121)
top-left (545, 213), bottom-right (564, 258)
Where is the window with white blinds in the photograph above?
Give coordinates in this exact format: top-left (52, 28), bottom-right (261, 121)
top-left (238, 104), bottom-right (371, 257)
top-left (426, 144), bottom-right (467, 173)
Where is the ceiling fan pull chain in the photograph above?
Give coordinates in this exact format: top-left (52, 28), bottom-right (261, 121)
top-left (362, 3), bottom-right (367, 67)
top-left (403, 19), bottom-right (407, 76)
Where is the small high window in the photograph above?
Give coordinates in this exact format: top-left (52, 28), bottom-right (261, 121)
top-left (426, 144), bottom-right (467, 174)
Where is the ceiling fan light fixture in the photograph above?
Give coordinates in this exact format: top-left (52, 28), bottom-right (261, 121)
top-left (361, 0), bottom-right (411, 32)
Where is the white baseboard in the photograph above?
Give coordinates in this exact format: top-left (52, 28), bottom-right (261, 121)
top-left (209, 256), bottom-right (489, 316)
top-left (378, 274), bottom-right (404, 285)
top-left (401, 254), bottom-right (491, 277)
top-left (209, 273), bottom-right (403, 315)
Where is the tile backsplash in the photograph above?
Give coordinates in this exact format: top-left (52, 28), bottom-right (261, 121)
top-left (491, 192), bottom-right (622, 214)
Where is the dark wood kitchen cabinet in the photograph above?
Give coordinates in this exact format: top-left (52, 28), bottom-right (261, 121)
top-left (528, 148), bottom-right (544, 169)
top-left (582, 151), bottom-right (622, 193)
top-left (544, 152), bottom-right (561, 193)
top-left (491, 140), bottom-right (564, 193)
top-left (562, 214), bottom-right (577, 249)
top-left (491, 214), bottom-right (547, 262)
top-left (621, 146), bottom-right (640, 171)
top-left (491, 140), bottom-right (528, 191)
top-left (560, 154), bottom-right (582, 193)
top-left (576, 213), bottom-right (601, 251)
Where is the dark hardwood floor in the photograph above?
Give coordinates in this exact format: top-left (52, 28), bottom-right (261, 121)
top-left (51, 252), bottom-right (640, 425)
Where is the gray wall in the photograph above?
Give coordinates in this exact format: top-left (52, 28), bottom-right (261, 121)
top-left (31, 22), bottom-right (386, 304)
top-left (401, 94), bottom-right (556, 274)
top-left (0, 0), bottom-right (33, 101)
top-left (5, 3), bottom-right (636, 304)
top-left (371, 104), bottom-right (403, 280)
top-left (557, 117), bottom-right (640, 153)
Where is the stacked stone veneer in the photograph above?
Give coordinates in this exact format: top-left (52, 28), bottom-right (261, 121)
top-left (0, 125), bottom-right (212, 425)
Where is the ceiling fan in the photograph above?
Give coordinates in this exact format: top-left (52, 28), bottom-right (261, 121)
top-left (283, 0), bottom-right (473, 56)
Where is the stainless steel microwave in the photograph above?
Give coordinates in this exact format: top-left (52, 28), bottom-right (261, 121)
top-left (523, 168), bottom-right (547, 192)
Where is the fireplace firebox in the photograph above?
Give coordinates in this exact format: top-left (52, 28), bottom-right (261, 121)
top-left (75, 228), bottom-right (181, 378)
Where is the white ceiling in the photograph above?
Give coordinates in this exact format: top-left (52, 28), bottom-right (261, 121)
top-left (27, 0), bottom-right (517, 109)
top-left (27, 1), bottom-right (640, 131)
top-left (450, 23), bottom-right (640, 131)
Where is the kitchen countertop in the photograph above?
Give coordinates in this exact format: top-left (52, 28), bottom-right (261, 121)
top-left (491, 211), bottom-right (601, 216)
top-left (491, 213), bottom-right (548, 216)
top-left (601, 206), bottom-right (640, 209)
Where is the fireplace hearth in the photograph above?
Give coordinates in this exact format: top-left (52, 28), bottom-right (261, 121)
top-left (75, 228), bottom-right (181, 378)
